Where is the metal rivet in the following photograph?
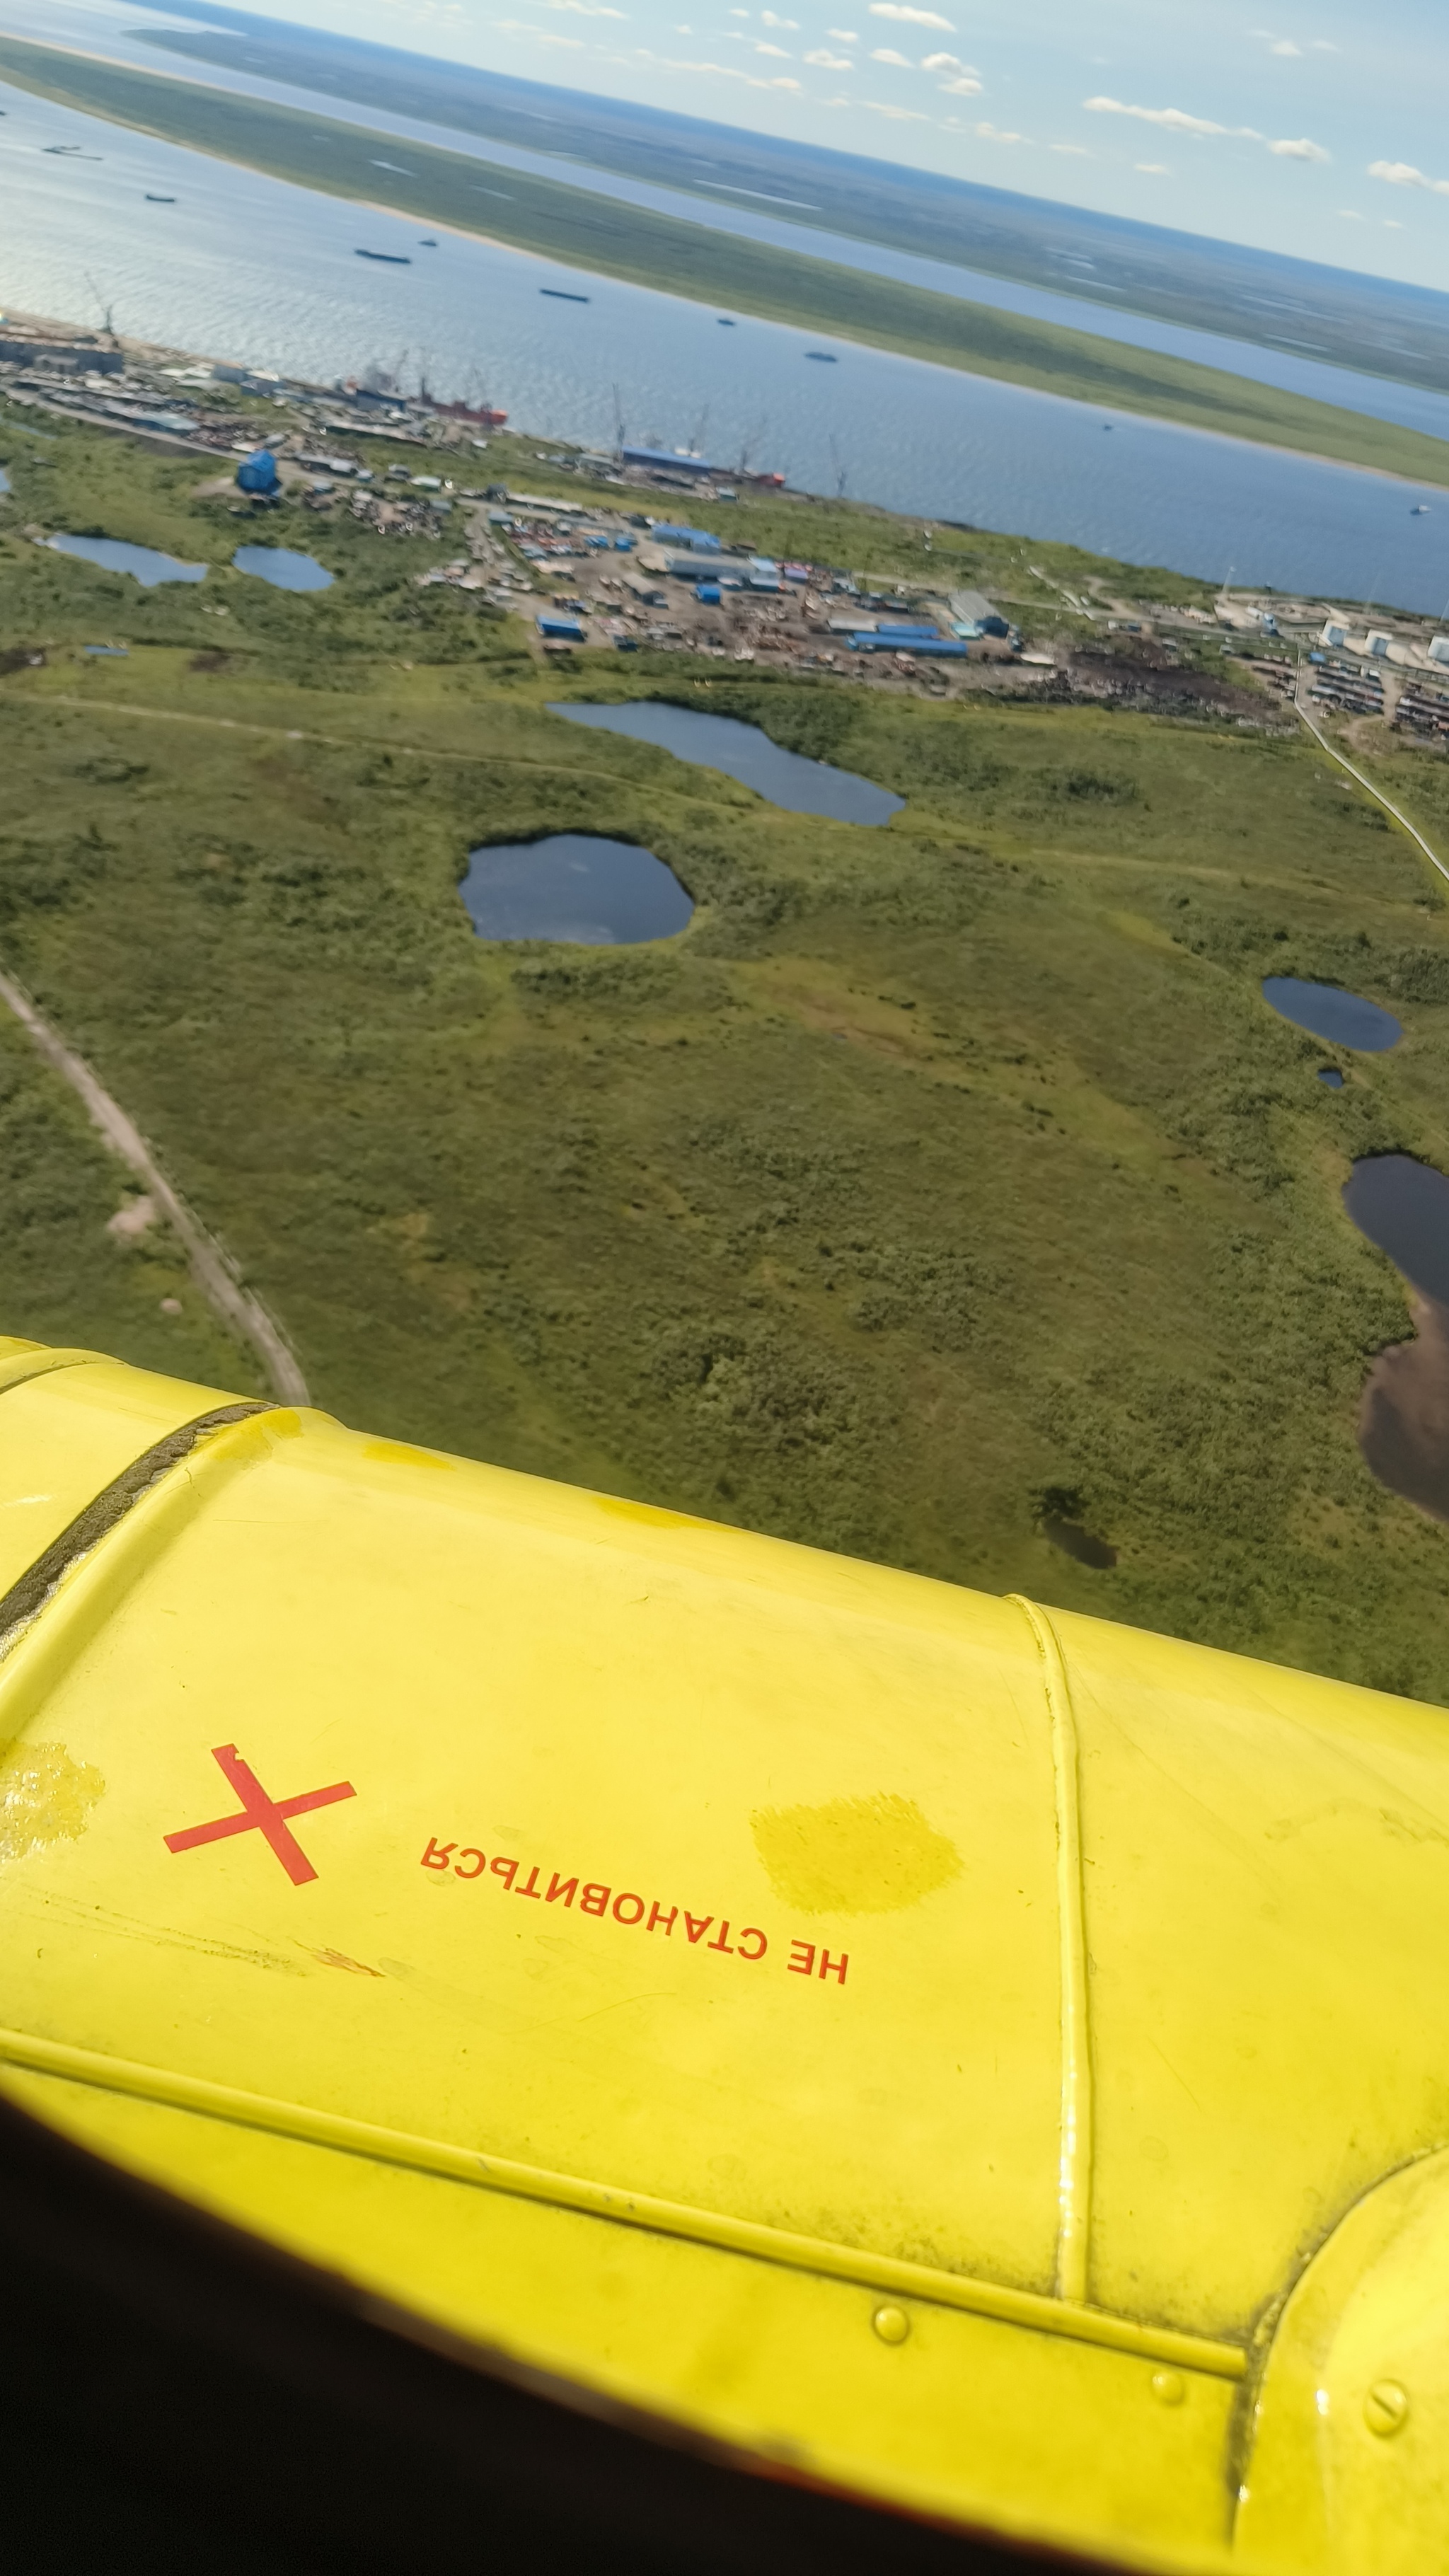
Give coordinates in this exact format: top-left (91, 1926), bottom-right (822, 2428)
top-left (1364, 2381), bottom-right (1409, 2438)
top-left (872, 2304), bottom-right (911, 2345)
top-left (1151, 2370), bottom-right (1185, 2407)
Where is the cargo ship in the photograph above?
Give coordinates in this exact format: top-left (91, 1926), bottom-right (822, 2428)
top-left (434, 397), bottom-right (509, 429)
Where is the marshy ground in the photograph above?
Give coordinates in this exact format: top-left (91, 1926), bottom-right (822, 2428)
top-left (5, 416), bottom-right (1449, 1702)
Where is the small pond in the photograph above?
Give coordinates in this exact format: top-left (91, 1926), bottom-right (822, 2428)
top-left (1317, 1067), bottom-right (1345, 1089)
top-left (1044, 1515), bottom-right (1118, 1571)
top-left (460, 833), bottom-right (694, 945)
top-left (1262, 975), bottom-right (1401, 1052)
top-left (50, 533), bottom-right (207, 587)
top-left (0, 468), bottom-right (9, 494)
top-left (1344, 1156), bottom-right (1449, 1307)
top-left (548, 700), bottom-right (903, 826)
top-left (1343, 1155), bottom-right (1449, 1525)
top-left (233, 545), bottom-right (334, 592)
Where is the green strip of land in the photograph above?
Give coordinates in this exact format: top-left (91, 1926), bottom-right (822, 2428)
top-left (4, 35), bottom-right (1449, 488)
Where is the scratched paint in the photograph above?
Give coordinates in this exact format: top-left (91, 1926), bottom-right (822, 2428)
top-left (751, 1793), bottom-right (961, 1914)
top-left (0, 1738), bottom-right (105, 1864)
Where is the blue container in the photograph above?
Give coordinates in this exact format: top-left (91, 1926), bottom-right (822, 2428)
top-left (695, 583), bottom-right (722, 604)
top-left (613, 536), bottom-right (635, 552)
top-left (235, 449), bottom-right (279, 496)
top-left (537, 615), bottom-right (585, 641)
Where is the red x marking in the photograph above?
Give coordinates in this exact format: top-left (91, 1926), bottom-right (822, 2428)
top-left (164, 1745), bottom-right (356, 1886)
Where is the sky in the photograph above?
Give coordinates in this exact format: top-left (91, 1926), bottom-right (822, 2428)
top-left (183, 0), bottom-right (1449, 288)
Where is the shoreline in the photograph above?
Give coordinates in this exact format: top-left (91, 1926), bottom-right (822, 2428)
top-left (4, 36), bottom-right (1449, 497)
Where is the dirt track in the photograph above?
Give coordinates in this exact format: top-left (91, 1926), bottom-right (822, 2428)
top-left (0, 969), bottom-right (310, 1407)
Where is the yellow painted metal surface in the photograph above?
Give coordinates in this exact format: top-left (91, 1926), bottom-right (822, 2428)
top-left (2, 1332), bottom-right (1448, 2571)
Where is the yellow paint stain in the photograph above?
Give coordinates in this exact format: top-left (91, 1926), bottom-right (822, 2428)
top-left (0, 1739), bottom-right (105, 1864)
top-left (362, 1439), bottom-right (454, 1472)
top-left (591, 1494), bottom-right (720, 1533)
top-left (751, 1793), bottom-right (962, 1915)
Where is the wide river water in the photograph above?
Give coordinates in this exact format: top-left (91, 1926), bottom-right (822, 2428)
top-left (4, 6), bottom-right (1449, 607)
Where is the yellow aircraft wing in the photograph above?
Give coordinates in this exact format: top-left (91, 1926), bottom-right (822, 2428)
top-left (2, 1332), bottom-right (1447, 2575)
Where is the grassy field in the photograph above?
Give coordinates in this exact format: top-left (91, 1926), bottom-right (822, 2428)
top-left (5, 36), bottom-right (1449, 490)
top-left (5, 411), bottom-right (1449, 1704)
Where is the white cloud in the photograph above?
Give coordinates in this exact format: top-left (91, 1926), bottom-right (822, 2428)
top-left (542, 0), bottom-right (627, 14)
top-left (868, 2), bottom-right (954, 24)
top-left (727, 7), bottom-right (748, 14)
top-left (863, 98), bottom-right (928, 117)
top-left (1050, 141), bottom-right (1090, 155)
top-left (1369, 158), bottom-right (1449, 195)
top-left (1270, 135), bottom-right (1329, 159)
top-left (1084, 95), bottom-right (1233, 135)
top-left (1385, 218), bottom-right (1404, 229)
top-left (1135, 161), bottom-right (1169, 173)
top-left (976, 120), bottom-right (1024, 142)
top-left (1339, 208), bottom-right (1363, 219)
top-left (827, 23), bottom-right (858, 34)
top-left (760, 8), bottom-right (798, 21)
top-left (937, 74), bottom-right (981, 93)
top-left (496, 22), bottom-right (589, 43)
top-left (870, 47), bottom-right (910, 63)
top-left (804, 47), bottom-right (853, 67)
top-left (1254, 28), bottom-right (1337, 50)
top-left (756, 41), bottom-right (791, 54)
top-left (630, 44), bottom-right (798, 83)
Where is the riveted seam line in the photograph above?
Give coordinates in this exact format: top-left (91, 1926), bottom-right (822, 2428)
top-left (0, 2024), bottom-right (1244, 2378)
top-left (0, 1402), bottom-right (272, 1665)
top-left (1009, 1593), bottom-right (1094, 2307)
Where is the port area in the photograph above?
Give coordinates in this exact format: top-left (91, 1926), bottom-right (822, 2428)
top-left (5, 308), bottom-right (1449, 729)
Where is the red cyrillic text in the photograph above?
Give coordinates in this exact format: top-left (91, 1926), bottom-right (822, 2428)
top-left (420, 1835), bottom-right (847, 1994)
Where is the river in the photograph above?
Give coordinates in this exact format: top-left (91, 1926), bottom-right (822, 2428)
top-left (4, 30), bottom-right (1449, 609)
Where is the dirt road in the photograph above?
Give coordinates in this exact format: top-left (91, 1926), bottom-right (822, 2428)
top-left (0, 969), bottom-right (311, 1407)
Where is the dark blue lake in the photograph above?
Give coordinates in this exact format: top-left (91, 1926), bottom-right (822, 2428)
top-left (50, 533), bottom-right (206, 586)
top-left (1344, 1156), bottom-right (1449, 1306)
top-left (548, 701), bottom-right (901, 826)
top-left (1262, 976), bottom-right (1402, 1052)
top-left (233, 545), bottom-right (334, 591)
top-left (461, 833), bottom-right (693, 945)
